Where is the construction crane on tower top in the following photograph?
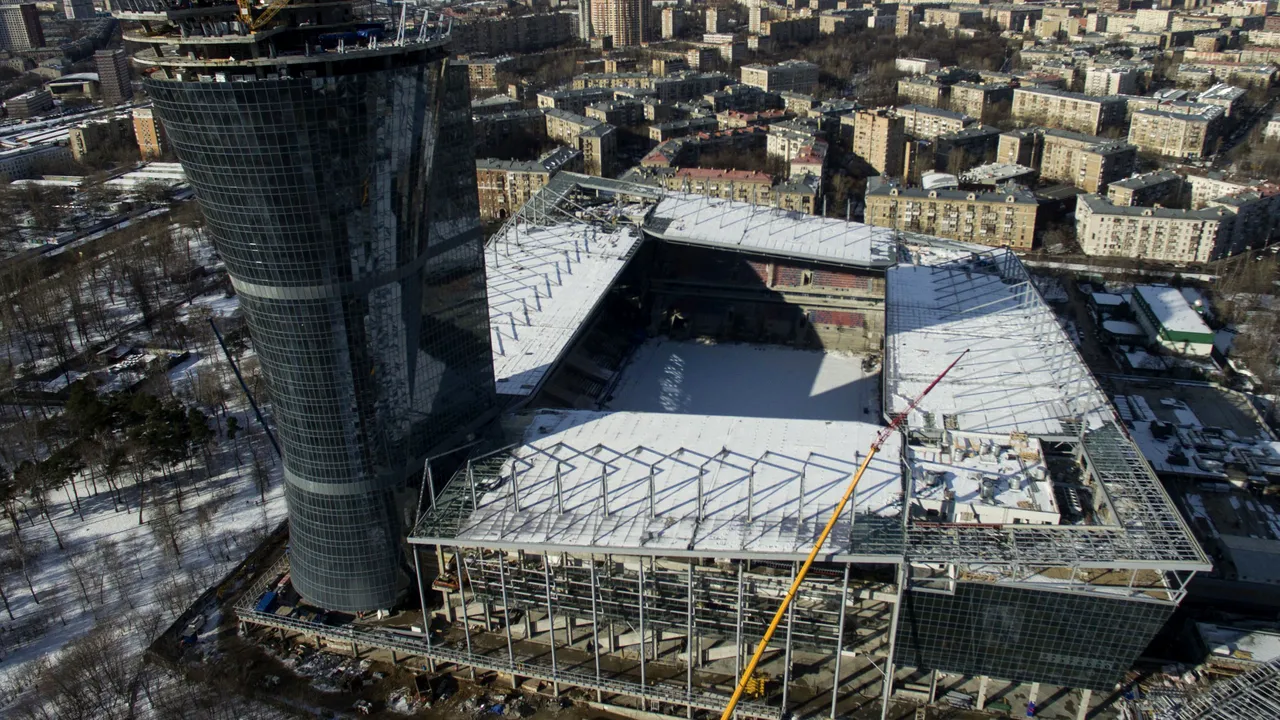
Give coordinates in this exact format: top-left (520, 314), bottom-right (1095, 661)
top-left (718, 348), bottom-right (970, 720)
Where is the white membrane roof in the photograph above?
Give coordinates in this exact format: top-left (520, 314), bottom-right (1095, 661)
top-left (885, 252), bottom-right (1114, 436)
top-left (646, 193), bottom-right (898, 268)
top-left (487, 222), bottom-right (642, 396)
top-left (452, 409), bottom-right (902, 555)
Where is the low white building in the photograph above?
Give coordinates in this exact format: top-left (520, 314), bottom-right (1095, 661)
top-left (1130, 285), bottom-right (1216, 356)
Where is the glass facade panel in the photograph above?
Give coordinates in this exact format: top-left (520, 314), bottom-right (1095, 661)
top-left (148, 59), bottom-right (496, 611)
top-left (895, 581), bottom-right (1174, 690)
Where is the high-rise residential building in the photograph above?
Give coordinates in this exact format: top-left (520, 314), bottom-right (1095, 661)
top-left (0, 4), bottom-right (44, 50)
top-left (64, 0), bottom-right (96, 20)
top-left (660, 6), bottom-right (678, 38)
top-left (68, 117), bottom-right (135, 161)
top-left (850, 108), bottom-right (905, 177)
top-left (94, 49), bottom-right (133, 105)
top-left (111, 0), bottom-right (496, 611)
top-left (578, 0), bottom-right (592, 39)
top-left (589, 0), bottom-right (648, 46)
top-left (132, 107), bottom-right (165, 158)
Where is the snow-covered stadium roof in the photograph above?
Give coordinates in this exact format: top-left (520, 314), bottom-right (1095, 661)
top-left (420, 409), bottom-right (901, 558)
top-left (885, 248), bottom-right (1115, 438)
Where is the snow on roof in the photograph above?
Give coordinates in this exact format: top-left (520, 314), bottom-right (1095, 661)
top-left (1091, 291), bottom-right (1126, 306)
top-left (1198, 623), bottom-right (1280, 664)
top-left (885, 250), bottom-right (1114, 437)
top-left (452, 409), bottom-right (902, 556)
top-left (1103, 319), bottom-right (1144, 336)
top-left (1135, 285), bottom-right (1212, 336)
top-left (646, 192), bottom-right (898, 268)
top-left (487, 221), bottom-right (643, 396)
top-left (908, 431), bottom-right (1059, 524)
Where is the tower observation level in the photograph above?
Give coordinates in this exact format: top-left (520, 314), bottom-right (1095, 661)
top-left (111, 0), bottom-right (498, 611)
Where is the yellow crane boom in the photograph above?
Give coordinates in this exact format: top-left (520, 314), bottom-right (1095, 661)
top-left (237, 0), bottom-right (294, 32)
top-left (719, 348), bottom-right (969, 720)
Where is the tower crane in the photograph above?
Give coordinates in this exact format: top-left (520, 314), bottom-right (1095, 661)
top-left (719, 348), bottom-right (970, 720)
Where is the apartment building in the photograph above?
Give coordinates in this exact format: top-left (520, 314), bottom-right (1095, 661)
top-left (661, 6), bottom-right (680, 38)
top-left (0, 4), bottom-right (42, 51)
top-left (475, 148), bottom-right (582, 221)
top-left (586, 99), bottom-right (647, 128)
top-left (538, 87), bottom-right (613, 114)
top-left (948, 82), bottom-right (1013, 122)
top-left (536, 109), bottom-right (615, 177)
top-left (1128, 106), bottom-right (1224, 159)
top-left (451, 12), bottom-right (576, 54)
top-left (1106, 170), bottom-right (1183, 207)
top-left (933, 125), bottom-right (1002, 173)
top-left (898, 76), bottom-right (948, 108)
top-left (1075, 194), bottom-right (1237, 263)
top-left (759, 17), bottom-right (820, 45)
top-left (95, 49), bottom-right (134, 106)
top-left (68, 117), bottom-right (135, 162)
top-left (865, 182), bottom-right (1039, 249)
top-left (767, 121), bottom-right (823, 161)
top-left (895, 57), bottom-right (941, 75)
top-left (1084, 66), bottom-right (1141, 96)
top-left (1040, 129), bottom-right (1136, 193)
top-left (850, 108), bottom-right (905, 177)
top-left (668, 167), bottom-right (776, 204)
top-left (740, 60), bottom-right (820, 94)
top-left (897, 104), bottom-right (973, 140)
top-left (132, 107), bottom-right (166, 158)
top-left (922, 7), bottom-right (983, 29)
top-left (588, 0), bottom-right (648, 46)
top-left (5, 88), bottom-right (52, 118)
top-left (1011, 86), bottom-right (1126, 136)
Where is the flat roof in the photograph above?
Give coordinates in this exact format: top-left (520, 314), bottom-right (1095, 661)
top-left (1134, 285), bottom-right (1212, 336)
top-left (487, 221), bottom-right (643, 396)
top-left (435, 409), bottom-right (902, 556)
top-left (885, 249), bottom-right (1114, 437)
top-left (646, 193), bottom-right (898, 268)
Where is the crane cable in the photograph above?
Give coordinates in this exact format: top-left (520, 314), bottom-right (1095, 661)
top-left (719, 348), bottom-right (970, 720)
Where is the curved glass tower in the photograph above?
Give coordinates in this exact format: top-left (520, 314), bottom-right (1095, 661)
top-left (114, 3), bottom-right (496, 610)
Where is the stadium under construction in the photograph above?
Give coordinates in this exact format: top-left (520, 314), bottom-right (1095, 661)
top-left (235, 174), bottom-right (1210, 719)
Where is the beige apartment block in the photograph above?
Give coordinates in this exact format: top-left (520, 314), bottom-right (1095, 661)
top-left (897, 104), bottom-right (972, 140)
top-left (850, 108), bottom-right (905, 177)
top-left (1011, 86), bottom-right (1126, 136)
top-left (865, 182), bottom-right (1039, 249)
top-left (1039, 129), bottom-right (1136, 193)
top-left (897, 76), bottom-right (948, 108)
top-left (1127, 107), bottom-right (1223, 159)
top-left (1075, 194), bottom-right (1235, 263)
top-left (740, 60), bottom-right (820, 94)
top-left (1105, 169), bottom-right (1183, 207)
top-left (949, 82), bottom-right (1013, 122)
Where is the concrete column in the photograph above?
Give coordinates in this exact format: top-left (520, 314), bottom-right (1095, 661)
top-left (1027, 681), bottom-right (1040, 717)
top-left (1077, 688), bottom-right (1092, 720)
top-left (976, 675), bottom-right (988, 710)
top-left (928, 670), bottom-right (938, 704)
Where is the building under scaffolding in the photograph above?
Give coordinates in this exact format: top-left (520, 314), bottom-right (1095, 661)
top-left (237, 174), bottom-right (1209, 719)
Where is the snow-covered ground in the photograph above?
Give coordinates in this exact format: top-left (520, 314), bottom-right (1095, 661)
top-left (604, 339), bottom-right (880, 422)
top-left (0, 400), bottom-right (288, 697)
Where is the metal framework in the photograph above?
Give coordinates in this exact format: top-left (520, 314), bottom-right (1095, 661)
top-left (1175, 658), bottom-right (1280, 719)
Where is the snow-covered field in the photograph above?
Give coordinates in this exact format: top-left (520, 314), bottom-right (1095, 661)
top-left (0, 391), bottom-right (288, 696)
top-left (604, 338), bottom-right (880, 421)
